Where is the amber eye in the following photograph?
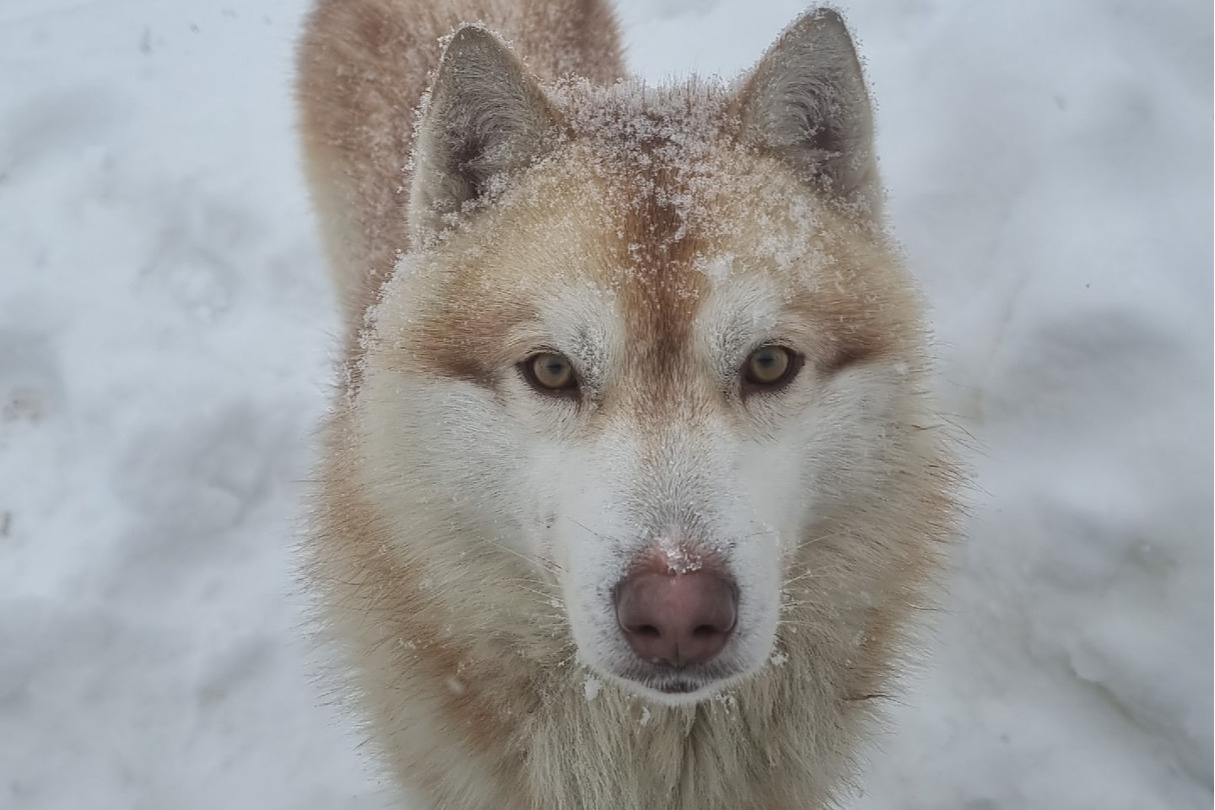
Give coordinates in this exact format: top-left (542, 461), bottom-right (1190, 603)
top-left (742, 345), bottom-right (801, 391)
top-left (523, 352), bottom-right (578, 393)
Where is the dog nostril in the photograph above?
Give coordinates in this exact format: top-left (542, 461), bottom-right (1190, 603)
top-left (614, 568), bottom-right (738, 667)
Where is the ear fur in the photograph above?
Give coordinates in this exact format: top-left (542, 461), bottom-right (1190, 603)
top-left (739, 9), bottom-right (881, 216)
top-left (410, 25), bottom-right (559, 240)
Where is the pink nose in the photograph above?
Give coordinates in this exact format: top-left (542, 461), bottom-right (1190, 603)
top-left (614, 567), bottom-right (737, 667)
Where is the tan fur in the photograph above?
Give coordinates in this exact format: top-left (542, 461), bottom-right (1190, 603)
top-left (297, 3), bottom-right (958, 809)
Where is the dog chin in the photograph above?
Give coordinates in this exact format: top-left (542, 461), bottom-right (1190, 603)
top-left (598, 664), bottom-right (753, 707)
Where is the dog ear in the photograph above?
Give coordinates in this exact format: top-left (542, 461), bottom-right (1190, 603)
top-left (410, 25), bottom-right (559, 241)
top-left (738, 9), bottom-right (881, 216)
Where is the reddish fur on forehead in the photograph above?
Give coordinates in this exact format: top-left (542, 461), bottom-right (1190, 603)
top-left (396, 91), bottom-right (917, 394)
top-left (611, 162), bottom-right (709, 396)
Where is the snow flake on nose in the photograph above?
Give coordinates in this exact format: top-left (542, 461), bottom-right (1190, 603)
top-left (656, 537), bottom-right (704, 574)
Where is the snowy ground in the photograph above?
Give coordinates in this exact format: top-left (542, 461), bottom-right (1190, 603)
top-left (0, 0), bottom-right (1209, 808)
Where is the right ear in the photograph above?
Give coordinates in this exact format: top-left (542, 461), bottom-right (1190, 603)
top-left (737, 9), bottom-right (881, 216)
top-left (409, 25), bottom-right (559, 242)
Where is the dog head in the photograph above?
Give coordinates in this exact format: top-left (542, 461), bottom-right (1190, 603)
top-left (355, 11), bottom-right (941, 705)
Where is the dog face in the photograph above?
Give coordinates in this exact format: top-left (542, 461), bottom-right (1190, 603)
top-left (355, 13), bottom-right (928, 704)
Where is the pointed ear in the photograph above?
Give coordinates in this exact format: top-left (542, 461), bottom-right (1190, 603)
top-left (410, 25), bottom-right (559, 240)
top-left (738, 9), bottom-right (881, 215)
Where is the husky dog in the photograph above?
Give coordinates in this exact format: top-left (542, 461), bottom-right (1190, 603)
top-left (297, 1), bottom-right (958, 807)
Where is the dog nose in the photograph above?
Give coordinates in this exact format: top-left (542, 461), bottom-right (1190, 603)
top-left (614, 568), bottom-right (737, 667)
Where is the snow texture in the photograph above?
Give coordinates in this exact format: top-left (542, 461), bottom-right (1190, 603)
top-left (0, 1), bottom-right (1209, 808)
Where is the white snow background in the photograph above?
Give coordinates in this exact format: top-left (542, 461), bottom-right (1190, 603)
top-left (0, 0), bottom-right (1209, 808)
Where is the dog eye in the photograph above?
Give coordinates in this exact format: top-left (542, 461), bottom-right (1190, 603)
top-left (522, 352), bottom-right (578, 394)
top-left (742, 345), bottom-right (801, 391)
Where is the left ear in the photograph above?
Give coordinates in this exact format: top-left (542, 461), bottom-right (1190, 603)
top-left (738, 9), bottom-right (881, 216)
top-left (410, 25), bottom-right (560, 242)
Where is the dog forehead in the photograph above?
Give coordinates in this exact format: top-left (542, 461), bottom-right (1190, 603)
top-left (511, 149), bottom-right (909, 390)
top-left (553, 148), bottom-right (830, 357)
top-left (520, 132), bottom-right (818, 316)
top-left (455, 138), bottom-right (719, 338)
top-left (387, 111), bottom-right (854, 387)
